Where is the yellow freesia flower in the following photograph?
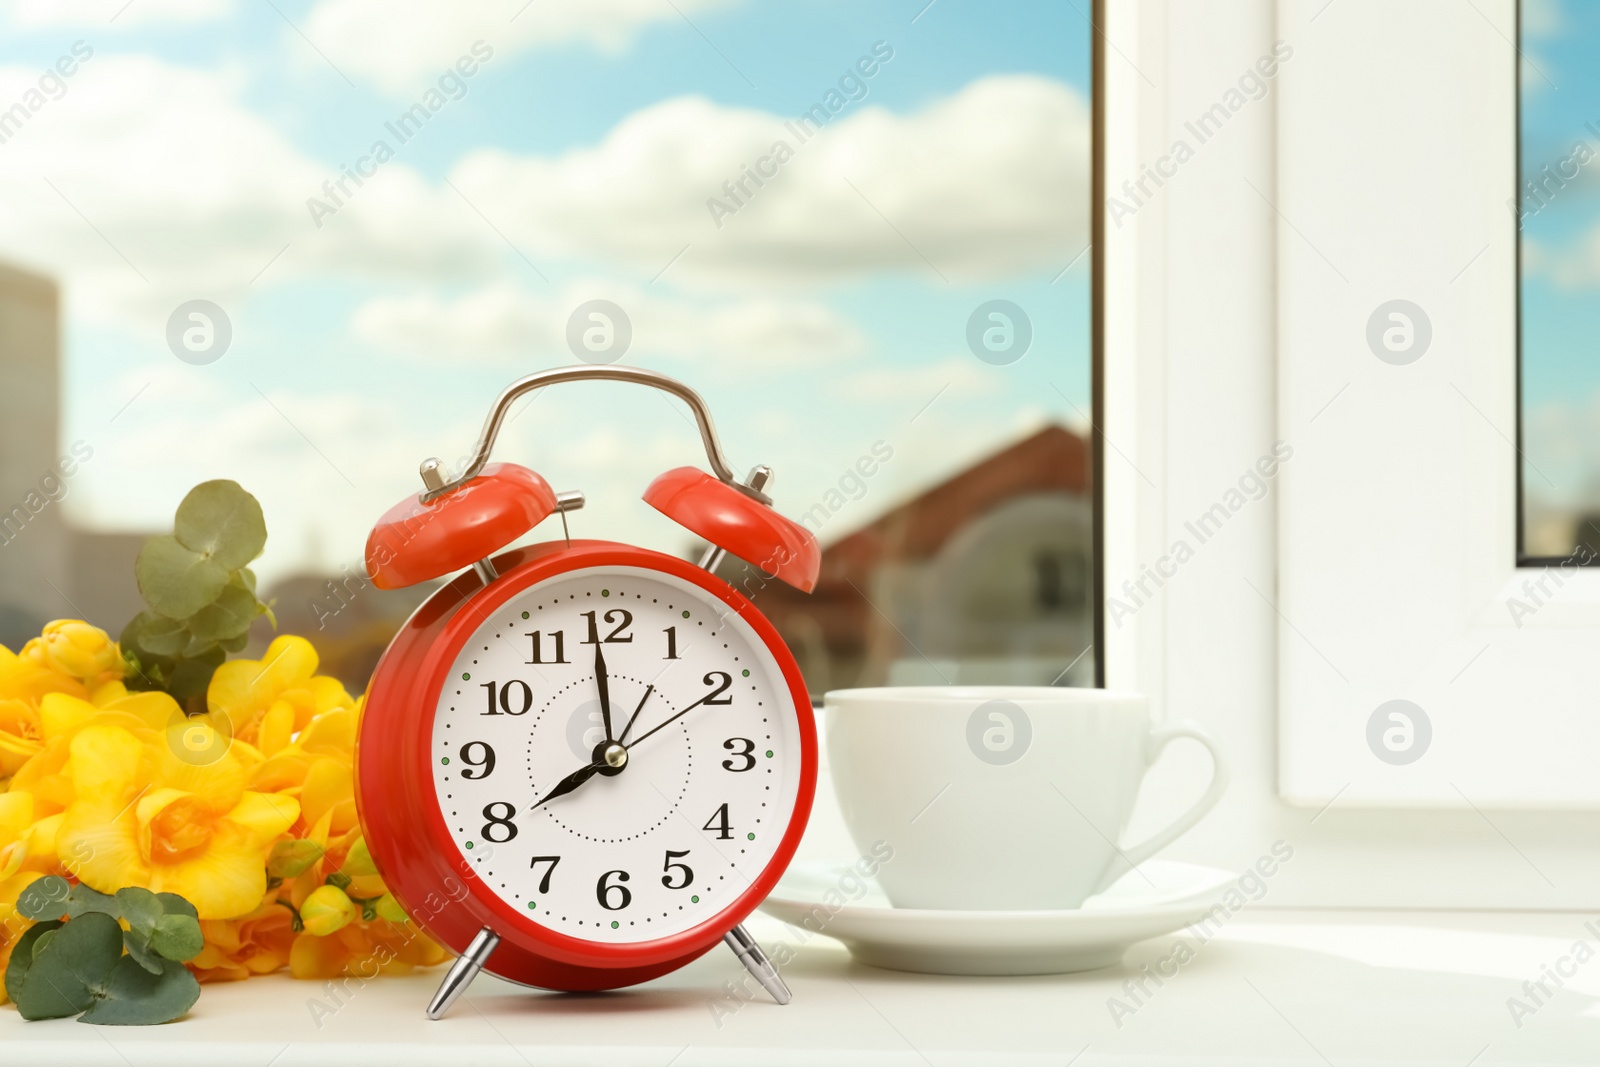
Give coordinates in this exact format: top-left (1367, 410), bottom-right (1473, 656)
top-left (0, 644), bottom-right (89, 779)
top-left (300, 885), bottom-right (357, 936)
top-left (55, 723), bottom-right (299, 919)
top-left (0, 698), bottom-right (43, 780)
top-left (207, 636), bottom-right (354, 750)
top-left (289, 917), bottom-right (449, 980)
top-left (252, 704), bottom-right (360, 842)
top-left (191, 901), bottom-right (297, 983)
top-left (0, 792), bottom-right (44, 1002)
top-left (20, 621), bottom-right (123, 691)
top-left (7, 686), bottom-right (187, 819)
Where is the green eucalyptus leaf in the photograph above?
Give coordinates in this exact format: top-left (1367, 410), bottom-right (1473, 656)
top-left (16, 875), bottom-right (73, 920)
top-left (166, 646), bottom-right (228, 707)
top-left (11, 912), bottom-right (122, 1021)
top-left (238, 566), bottom-right (257, 594)
top-left (154, 893), bottom-right (199, 920)
top-left (149, 914), bottom-right (203, 962)
top-left (4, 920), bottom-right (61, 1004)
top-left (218, 632), bottom-right (250, 653)
top-left (267, 839), bottom-right (323, 880)
top-left (173, 480), bottom-right (266, 571)
top-left (123, 928), bottom-right (166, 976)
top-left (136, 535), bottom-right (229, 619)
top-left (65, 882), bottom-right (119, 919)
top-left (185, 580), bottom-right (259, 643)
top-left (78, 955), bottom-right (200, 1026)
top-left (115, 887), bottom-right (163, 936)
top-left (120, 646), bottom-right (172, 693)
top-left (121, 611), bottom-right (190, 659)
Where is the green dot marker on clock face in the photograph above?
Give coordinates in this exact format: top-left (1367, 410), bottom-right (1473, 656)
top-left (441, 757), bottom-right (450, 765)
top-left (611, 921), bottom-right (619, 929)
top-left (465, 842), bottom-right (474, 850)
top-left (747, 833), bottom-right (755, 840)
top-left (691, 895), bottom-right (700, 903)
top-left (461, 672), bottom-right (470, 680)
top-left (527, 901), bottom-right (536, 910)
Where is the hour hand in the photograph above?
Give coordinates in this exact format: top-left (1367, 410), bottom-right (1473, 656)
top-left (530, 760), bottom-right (604, 811)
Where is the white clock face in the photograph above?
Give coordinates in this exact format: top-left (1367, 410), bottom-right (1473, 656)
top-left (429, 564), bottom-right (804, 944)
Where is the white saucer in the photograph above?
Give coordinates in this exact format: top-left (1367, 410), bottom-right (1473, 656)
top-left (759, 859), bottom-right (1238, 976)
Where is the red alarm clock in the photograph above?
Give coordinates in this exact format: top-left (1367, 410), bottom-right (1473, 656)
top-left (354, 366), bottom-right (820, 1017)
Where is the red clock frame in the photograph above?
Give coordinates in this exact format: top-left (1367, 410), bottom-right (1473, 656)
top-left (355, 539), bottom-right (818, 991)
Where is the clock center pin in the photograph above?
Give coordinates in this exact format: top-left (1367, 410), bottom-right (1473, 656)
top-left (598, 741), bottom-right (628, 774)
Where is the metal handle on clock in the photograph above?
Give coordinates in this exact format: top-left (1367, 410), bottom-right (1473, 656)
top-left (417, 366), bottom-right (770, 506)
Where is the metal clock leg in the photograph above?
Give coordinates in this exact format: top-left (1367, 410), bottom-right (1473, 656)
top-left (426, 927), bottom-right (501, 1020)
top-left (723, 923), bottom-right (792, 1005)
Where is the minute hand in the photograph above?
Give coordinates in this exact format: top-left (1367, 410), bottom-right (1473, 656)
top-left (625, 688), bottom-right (724, 751)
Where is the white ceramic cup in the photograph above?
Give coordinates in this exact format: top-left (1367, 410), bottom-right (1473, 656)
top-left (823, 686), bottom-right (1228, 911)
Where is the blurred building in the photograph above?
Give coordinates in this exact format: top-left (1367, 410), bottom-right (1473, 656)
top-left (726, 424), bottom-right (1094, 697)
top-left (278, 425), bottom-right (1095, 698)
top-left (0, 261), bottom-right (151, 649)
top-left (256, 571), bottom-right (437, 692)
top-left (0, 261), bottom-right (70, 647)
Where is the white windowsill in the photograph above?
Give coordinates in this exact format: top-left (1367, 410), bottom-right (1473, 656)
top-left (3, 909), bottom-right (1592, 1065)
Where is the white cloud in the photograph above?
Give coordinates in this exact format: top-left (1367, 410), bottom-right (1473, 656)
top-left (351, 280), bottom-right (866, 368)
top-left (0, 55), bottom-right (501, 329)
top-left (830, 356), bottom-right (1000, 405)
top-left (0, 59), bottom-right (1088, 345)
top-left (1524, 224), bottom-right (1600, 290)
top-left (71, 377), bottom-right (732, 585)
top-left (305, 0), bottom-right (740, 94)
top-left (450, 74), bottom-right (1091, 286)
top-left (1523, 0), bottom-right (1563, 38)
top-left (1524, 390), bottom-right (1600, 502)
top-left (6, 0), bottom-right (231, 28)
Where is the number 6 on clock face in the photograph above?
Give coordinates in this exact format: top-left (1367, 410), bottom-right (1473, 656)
top-left (428, 563), bottom-right (804, 945)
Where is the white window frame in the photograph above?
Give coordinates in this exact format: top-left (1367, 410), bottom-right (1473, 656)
top-left (1102, 0), bottom-right (1600, 907)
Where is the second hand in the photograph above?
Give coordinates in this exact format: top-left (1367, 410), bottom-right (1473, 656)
top-left (617, 685), bottom-right (654, 746)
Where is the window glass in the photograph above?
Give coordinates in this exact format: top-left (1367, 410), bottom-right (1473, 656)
top-left (1519, 0), bottom-right (1600, 560)
top-left (0, 2), bottom-right (1093, 695)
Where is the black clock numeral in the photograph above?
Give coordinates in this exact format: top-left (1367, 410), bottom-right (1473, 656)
top-left (597, 869), bottom-right (632, 910)
top-left (721, 738), bottom-right (755, 772)
top-left (528, 855), bottom-right (560, 894)
top-left (459, 741), bottom-right (496, 779)
top-left (481, 801), bottom-right (518, 843)
top-left (580, 608), bottom-right (634, 645)
top-left (526, 630), bottom-right (567, 664)
top-left (700, 671), bottom-right (733, 706)
top-left (663, 626), bottom-right (679, 660)
top-left (702, 803), bottom-right (733, 841)
top-left (661, 850), bottom-right (693, 889)
top-left (480, 679), bottom-right (532, 715)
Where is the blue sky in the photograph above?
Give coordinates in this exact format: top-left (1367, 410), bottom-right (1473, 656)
top-left (0, 0), bottom-right (1090, 585)
top-left (1520, 0), bottom-right (1600, 543)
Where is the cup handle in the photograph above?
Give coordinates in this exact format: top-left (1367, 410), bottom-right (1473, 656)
top-left (1093, 720), bottom-right (1229, 895)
